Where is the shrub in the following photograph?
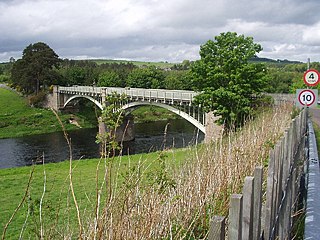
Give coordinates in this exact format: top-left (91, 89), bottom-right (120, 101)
top-left (28, 91), bottom-right (47, 107)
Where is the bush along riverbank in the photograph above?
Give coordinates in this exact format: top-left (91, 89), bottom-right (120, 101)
top-left (0, 88), bottom-right (96, 139)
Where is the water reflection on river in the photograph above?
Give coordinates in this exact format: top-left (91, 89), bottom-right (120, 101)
top-left (0, 119), bottom-right (204, 169)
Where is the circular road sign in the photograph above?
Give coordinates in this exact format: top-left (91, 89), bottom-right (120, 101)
top-left (304, 69), bottom-right (320, 86)
top-left (298, 89), bottom-right (316, 106)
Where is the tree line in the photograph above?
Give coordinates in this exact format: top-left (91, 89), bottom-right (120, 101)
top-left (4, 43), bottom-right (193, 95)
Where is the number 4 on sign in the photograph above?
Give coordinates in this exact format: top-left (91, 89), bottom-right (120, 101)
top-left (304, 69), bottom-right (320, 86)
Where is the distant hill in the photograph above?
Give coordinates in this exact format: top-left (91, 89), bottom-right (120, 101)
top-left (250, 56), bottom-right (303, 64)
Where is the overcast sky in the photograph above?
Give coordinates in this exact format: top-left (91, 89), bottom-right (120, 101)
top-left (1, 0), bottom-right (320, 63)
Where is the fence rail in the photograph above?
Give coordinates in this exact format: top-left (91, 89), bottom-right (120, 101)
top-left (208, 108), bottom-right (308, 240)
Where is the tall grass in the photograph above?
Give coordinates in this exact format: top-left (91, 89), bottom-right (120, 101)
top-left (1, 104), bottom-right (294, 239)
top-left (85, 104), bottom-right (293, 239)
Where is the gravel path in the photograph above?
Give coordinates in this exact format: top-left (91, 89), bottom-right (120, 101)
top-left (0, 83), bottom-right (22, 95)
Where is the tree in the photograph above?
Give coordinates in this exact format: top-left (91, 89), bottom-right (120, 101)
top-left (11, 42), bottom-right (61, 94)
top-left (164, 70), bottom-right (192, 90)
top-left (126, 66), bottom-right (165, 89)
top-left (191, 32), bottom-right (267, 129)
top-left (97, 70), bottom-right (123, 87)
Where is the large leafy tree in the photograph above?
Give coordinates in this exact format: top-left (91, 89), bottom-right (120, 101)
top-left (126, 66), bottom-right (165, 89)
top-left (97, 70), bottom-right (123, 87)
top-left (11, 42), bottom-right (61, 94)
top-left (191, 32), bottom-right (267, 129)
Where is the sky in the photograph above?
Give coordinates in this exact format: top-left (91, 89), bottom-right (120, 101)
top-left (1, 0), bottom-right (320, 63)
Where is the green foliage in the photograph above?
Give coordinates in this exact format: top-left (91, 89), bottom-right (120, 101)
top-left (97, 70), bottom-right (123, 87)
top-left (0, 74), bottom-right (10, 83)
top-left (96, 92), bottom-right (127, 158)
top-left (164, 70), bottom-right (193, 90)
top-left (11, 42), bottom-right (62, 94)
top-left (191, 32), bottom-right (267, 129)
top-left (126, 66), bottom-right (165, 89)
top-left (57, 61), bottom-right (99, 86)
top-left (28, 91), bottom-right (47, 107)
top-left (147, 151), bottom-right (176, 194)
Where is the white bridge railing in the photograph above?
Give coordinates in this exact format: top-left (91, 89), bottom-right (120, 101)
top-left (58, 86), bottom-right (199, 105)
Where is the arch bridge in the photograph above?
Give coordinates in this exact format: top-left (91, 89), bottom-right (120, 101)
top-left (51, 85), bottom-right (222, 141)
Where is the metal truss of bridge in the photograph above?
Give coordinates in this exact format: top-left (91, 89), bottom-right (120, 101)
top-left (51, 85), bottom-right (212, 134)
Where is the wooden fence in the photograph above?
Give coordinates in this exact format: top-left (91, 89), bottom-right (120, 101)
top-left (208, 108), bottom-right (308, 240)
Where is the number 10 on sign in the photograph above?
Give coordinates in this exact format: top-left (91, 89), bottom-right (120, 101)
top-left (296, 89), bottom-right (318, 108)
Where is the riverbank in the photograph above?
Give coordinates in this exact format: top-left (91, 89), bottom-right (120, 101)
top-left (0, 88), bottom-right (96, 139)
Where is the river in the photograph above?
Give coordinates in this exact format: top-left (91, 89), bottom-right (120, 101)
top-left (0, 119), bottom-right (204, 169)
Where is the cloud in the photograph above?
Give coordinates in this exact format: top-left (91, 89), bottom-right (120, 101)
top-left (0, 0), bottom-right (320, 63)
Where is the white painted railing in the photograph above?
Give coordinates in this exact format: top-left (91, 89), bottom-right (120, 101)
top-left (58, 86), bottom-right (199, 104)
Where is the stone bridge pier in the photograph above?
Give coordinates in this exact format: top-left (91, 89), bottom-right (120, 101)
top-left (98, 114), bottom-right (135, 143)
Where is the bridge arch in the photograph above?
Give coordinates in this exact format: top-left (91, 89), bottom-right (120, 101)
top-left (63, 95), bottom-right (104, 110)
top-left (120, 101), bottom-right (206, 134)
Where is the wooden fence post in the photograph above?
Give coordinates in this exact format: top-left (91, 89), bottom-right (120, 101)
top-left (229, 194), bottom-right (243, 240)
top-left (264, 149), bottom-right (276, 240)
top-left (272, 142), bottom-right (283, 238)
top-left (253, 167), bottom-right (263, 240)
top-left (242, 176), bottom-right (254, 240)
top-left (279, 130), bottom-right (289, 239)
top-left (207, 216), bottom-right (226, 240)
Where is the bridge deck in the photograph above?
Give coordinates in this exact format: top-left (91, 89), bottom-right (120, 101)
top-left (58, 86), bottom-right (199, 104)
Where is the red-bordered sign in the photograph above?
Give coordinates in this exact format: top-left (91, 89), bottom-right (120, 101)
top-left (298, 89), bottom-right (316, 106)
top-left (304, 69), bottom-right (320, 86)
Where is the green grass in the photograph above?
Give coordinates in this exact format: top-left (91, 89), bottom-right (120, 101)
top-left (0, 88), bottom-right (96, 139)
top-left (0, 147), bottom-right (191, 239)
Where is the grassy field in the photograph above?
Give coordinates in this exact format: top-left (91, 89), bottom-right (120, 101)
top-left (0, 147), bottom-right (190, 239)
top-left (0, 88), bottom-right (97, 139)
